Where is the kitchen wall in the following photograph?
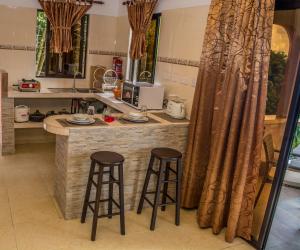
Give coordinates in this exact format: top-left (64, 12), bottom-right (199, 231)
top-left (0, 4), bottom-right (127, 89)
top-left (154, 5), bottom-right (209, 118)
top-left (117, 3), bottom-right (210, 118)
top-left (0, 1), bottom-right (211, 118)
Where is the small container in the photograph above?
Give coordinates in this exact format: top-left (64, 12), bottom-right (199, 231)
top-left (87, 106), bottom-right (95, 115)
top-left (29, 110), bottom-right (46, 122)
top-left (103, 108), bottom-right (115, 123)
top-left (15, 105), bottom-right (30, 123)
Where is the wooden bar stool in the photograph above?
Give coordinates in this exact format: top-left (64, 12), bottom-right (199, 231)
top-left (81, 151), bottom-right (125, 241)
top-left (137, 147), bottom-right (183, 230)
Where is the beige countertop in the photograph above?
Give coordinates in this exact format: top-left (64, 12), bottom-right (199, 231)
top-left (8, 87), bottom-right (136, 114)
top-left (43, 113), bottom-right (190, 136)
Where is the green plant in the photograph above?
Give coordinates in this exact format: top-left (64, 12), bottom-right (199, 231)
top-left (292, 124), bottom-right (300, 149)
top-left (266, 51), bottom-right (287, 115)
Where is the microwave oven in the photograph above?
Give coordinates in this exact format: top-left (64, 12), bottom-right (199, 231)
top-left (121, 82), bottom-right (164, 109)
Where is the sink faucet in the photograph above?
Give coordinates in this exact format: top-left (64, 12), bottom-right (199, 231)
top-left (73, 71), bottom-right (83, 91)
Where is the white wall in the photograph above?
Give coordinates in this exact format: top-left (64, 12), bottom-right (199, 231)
top-left (0, 0), bottom-right (211, 17)
top-left (118, 0), bottom-right (211, 16)
top-left (0, 0), bottom-right (121, 16)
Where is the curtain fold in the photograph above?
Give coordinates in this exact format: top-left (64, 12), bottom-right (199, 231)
top-left (125, 0), bottom-right (158, 59)
top-left (181, 0), bottom-right (274, 242)
top-left (38, 0), bottom-right (92, 54)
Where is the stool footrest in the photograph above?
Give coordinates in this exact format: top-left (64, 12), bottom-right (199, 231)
top-left (161, 179), bottom-right (177, 183)
top-left (94, 170), bottom-right (110, 175)
top-left (88, 199), bottom-right (120, 208)
top-left (91, 178), bottom-right (120, 187)
top-left (159, 201), bottom-right (176, 207)
top-left (165, 193), bottom-right (175, 203)
top-left (167, 167), bottom-right (177, 174)
top-left (144, 197), bottom-right (154, 207)
top-left (98, 212), bottom-right (120, 218)
top-left (149, 168), bottom-right (158, 175)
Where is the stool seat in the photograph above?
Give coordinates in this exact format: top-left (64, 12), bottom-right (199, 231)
top-left (151, 148), bottom-right (182, 160)
top-left (91, 151), bottom-right (125, 165)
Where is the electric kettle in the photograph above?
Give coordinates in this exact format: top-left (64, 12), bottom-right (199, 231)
top-left (166, 97), bottom-right (186, 119)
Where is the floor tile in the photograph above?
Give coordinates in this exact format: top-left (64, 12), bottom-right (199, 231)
top-left (1, 144), bottom-right (254, 250)
top-left (0, 225), bottom-right (17, 250)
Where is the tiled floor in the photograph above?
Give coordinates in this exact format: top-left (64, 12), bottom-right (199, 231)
top-left (0, 143), bottom-right (254, 250)
top-left (265, 186), bottom-right (300, 250)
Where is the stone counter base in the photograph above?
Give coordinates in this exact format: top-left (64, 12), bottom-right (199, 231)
top-left (54, 124), bottom-right (188, 219)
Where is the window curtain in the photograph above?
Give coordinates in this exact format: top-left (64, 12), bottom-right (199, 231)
top-left (125, 0), bottom-right (158, 59)
top-left (181, 0), bottom-right (275, 243)
top-left (38, 0), bottom-right (92, 54)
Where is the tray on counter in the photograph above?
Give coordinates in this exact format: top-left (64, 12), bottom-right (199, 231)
top-left (150, 112), bottom-right (189, 123)
top-left (56, 118), bottom-right (108, 127)
top-left (118, 116), bottom-right (160, 125)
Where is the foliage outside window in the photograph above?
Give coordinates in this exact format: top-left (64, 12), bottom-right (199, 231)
top-left (266, 51), bottom-right (287, 115)
top-left (127, 13), bottom-right (161, 83)
top-left (36, 10), bottom-right (89, 78)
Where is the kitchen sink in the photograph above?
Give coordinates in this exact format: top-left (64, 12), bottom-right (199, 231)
top-left (48, 88), bottom-right (76, 93)
top-left (48, 88), bottom-right (102, 93)
top-left (76, 88), bottom-right (102, 93)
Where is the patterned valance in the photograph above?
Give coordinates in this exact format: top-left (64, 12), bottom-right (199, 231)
top-left (38, 0), bottom-right (94, 54)
top-left (123, 0), bottom-right (158, 59)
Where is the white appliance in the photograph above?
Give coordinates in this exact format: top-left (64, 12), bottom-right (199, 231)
top-left (15, 105), bottom-right (30, 123)
top-left (166, 98), bottom-right (186, 119)
top-left (121, 82), bottom-right (164, 110)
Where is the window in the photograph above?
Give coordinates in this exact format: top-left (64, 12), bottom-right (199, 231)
top-left (266, 24), bottom-right (289, 115)
top-left (36, 10), bottom-right (89, 78)
top-left (126, 13), bottom-right (161, 83)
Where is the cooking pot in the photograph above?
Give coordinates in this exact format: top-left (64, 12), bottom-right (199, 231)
top-left (29, 110), bottom-right (46, 122)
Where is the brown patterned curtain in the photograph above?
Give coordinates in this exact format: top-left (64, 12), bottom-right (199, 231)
top-left (181, 0), bottom-right (274, 243)
top-left (125, 0), bottom-right (158, 59)
top-left (38, 0), bottom-right (92, 54)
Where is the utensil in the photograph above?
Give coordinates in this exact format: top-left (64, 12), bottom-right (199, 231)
top-left (87, 106), bottom-right (95, 115)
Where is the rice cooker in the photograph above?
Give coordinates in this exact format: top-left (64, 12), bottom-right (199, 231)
top-left (15, 105), bottom-right (30, 122)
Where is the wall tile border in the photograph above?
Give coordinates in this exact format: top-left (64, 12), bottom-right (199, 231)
top-left (158, 56), bottom-right (200, 68)
top-left (0, 44), bottom-right (35, 51)
top-left (0, 45), bottom-right (200, 68)
top-left (88, 50), bottom-right (128, 57)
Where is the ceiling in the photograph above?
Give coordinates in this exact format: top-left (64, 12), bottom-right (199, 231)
top-left (0, 0), bottom-right (211, 16)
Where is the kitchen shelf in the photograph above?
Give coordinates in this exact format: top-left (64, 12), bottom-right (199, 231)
top-left (14, 121), bottom-right (44, 129)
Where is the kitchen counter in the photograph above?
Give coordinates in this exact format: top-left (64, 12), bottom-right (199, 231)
top-left (44, 113), bottom-right (189, 219)
top-left (43, 113), bottom-right (188, 136)
top-left (8, 87), bottom-right (136, 114)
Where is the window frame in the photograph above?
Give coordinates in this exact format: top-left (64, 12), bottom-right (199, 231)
top-left (126, 13), bottom-right (161, 84)
top-left (36, 9), bottom-right (89, 79)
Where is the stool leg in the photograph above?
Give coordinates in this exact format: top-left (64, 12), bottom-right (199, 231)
top-left (137, 155), bottom-right (155, 214)
top-left (175, 159), bottom-right (182, 226)
top-left (161, 162), bottom-right (170, 211)
top-left (91, 166), bottom-right (104, 241)
top-left (108, 166), bottom-right (114, 219)
top-left (150, 160), bottom-right (165, 231)
top-left (81, 160), bottom-right (96, 224)
top-left (118, 163), bottom-right (125, 235)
